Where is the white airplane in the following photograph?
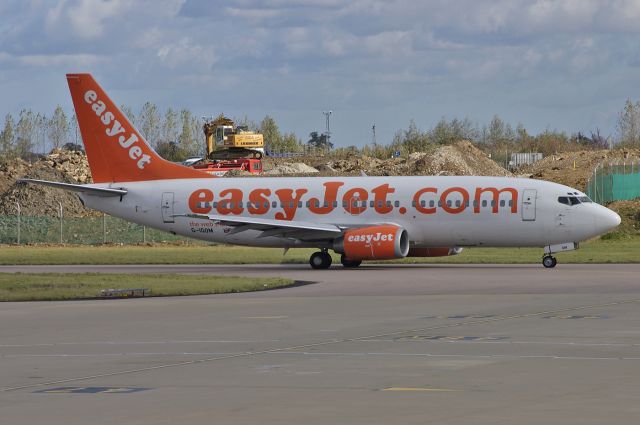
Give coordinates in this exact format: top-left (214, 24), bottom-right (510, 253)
top-left (21, 74), bottom-right (621, 269)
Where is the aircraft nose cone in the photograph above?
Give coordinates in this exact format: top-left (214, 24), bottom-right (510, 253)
top-left (596, 206), bottom-right (621, 233)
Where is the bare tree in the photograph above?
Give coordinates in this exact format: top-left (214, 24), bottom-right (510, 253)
top-left (162, 108), bottom-right (179, 144)
top-left (616, 99), bottom-right (640, 146)
top-left (138, 102), bottom-right (161, 147)
top-left (0, 114), bottom-right (15, 157)
top-left (47, 105), bottom-right (70, 150)
top-left (15, 109), bottom-right (37, 159)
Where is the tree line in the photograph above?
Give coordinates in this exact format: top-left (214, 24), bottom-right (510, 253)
top-left (1, 98), bottom-right (639, 163)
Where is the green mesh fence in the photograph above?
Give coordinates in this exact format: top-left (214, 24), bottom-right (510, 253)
top-left (586, 161), bottom-right (640, 204)
top-left (0, 214), bottom-right (196, 245)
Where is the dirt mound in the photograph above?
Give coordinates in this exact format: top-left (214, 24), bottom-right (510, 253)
top-left (325, 141), bottom-right (511, 177)
top-left (0, 150), bottom-right (94, 217)
top-left (607, 199), bottom-right (640, 235)
top-left (0, 157), bottom-right (30, 195)
top-left (263, 162), bottom-right (319, 175)
top-left (520, 148), bottom-right (640, 190)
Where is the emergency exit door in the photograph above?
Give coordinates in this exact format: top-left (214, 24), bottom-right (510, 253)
top-left (161, 192), bottom-right (175, 223)
top-left (521, 189), bottom-right (536, 221)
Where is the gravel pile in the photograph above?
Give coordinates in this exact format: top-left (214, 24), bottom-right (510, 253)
top-left (520, 148), bottom-right (640, 190)
top-left (0, 150), bottom-right (94, 217)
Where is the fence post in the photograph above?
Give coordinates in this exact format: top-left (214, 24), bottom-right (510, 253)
top-left (58, 202), bottom-right (63, 244)
top-left (143, 225), bottom-right (146, 244)
top-left (102, 213), bottom-right (106, 244)
top-left (15, 202), bottom-right (20, 245)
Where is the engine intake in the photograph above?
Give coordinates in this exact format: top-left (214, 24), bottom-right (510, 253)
top-left (334, 225), bottom-right (409, 261)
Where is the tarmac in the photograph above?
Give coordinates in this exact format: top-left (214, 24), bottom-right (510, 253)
top-left (1, 263), bottom-right (640, 425)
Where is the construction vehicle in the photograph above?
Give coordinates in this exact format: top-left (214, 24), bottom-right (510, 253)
top-left (203, 114), bottom-right (265, 160)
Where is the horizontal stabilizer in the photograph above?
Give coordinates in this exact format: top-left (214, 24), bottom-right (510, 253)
top-left (17, 179), bottom-right (127, 197)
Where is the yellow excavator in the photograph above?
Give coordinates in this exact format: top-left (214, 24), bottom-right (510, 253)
top-left (203, 114), bottom-right (264, 160)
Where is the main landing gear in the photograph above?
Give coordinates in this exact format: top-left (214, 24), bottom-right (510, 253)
top-left (340, 254), bottom-right (362, 268)
top-left (309, 250), bottom-right (332, 269)
top-left (542, 255), bottom-right (557, 268)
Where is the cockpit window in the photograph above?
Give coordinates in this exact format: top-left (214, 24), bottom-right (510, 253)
top-left (578, 196), bottom-right (592, 203)
top-left (558, 196), bottom-right (582, 206)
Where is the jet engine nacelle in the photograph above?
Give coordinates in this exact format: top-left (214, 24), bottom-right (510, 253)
top-left (407, 247), bottom-right (463, 257)
top-left (333, 225), bottom-right (409, 261)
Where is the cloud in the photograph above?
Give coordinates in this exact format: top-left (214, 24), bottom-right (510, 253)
top-left (1, 0), bottom-right (640, 146)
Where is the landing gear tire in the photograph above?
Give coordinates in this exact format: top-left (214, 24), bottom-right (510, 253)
top-left (542, 255), bottom-right (557, 268)
top-left (340, 254), bottom-right (362, 268)
top-left (310, 251), bottom-right (332, 269)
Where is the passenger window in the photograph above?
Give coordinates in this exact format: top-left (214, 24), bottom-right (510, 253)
top-left (386, 200), bottom-right (391, 207)
top-left (438, 201), bottom-right (442, 207)
top-left (482, 200), bottom-right (487, 207)
top-left (306, 201), bottom-right (311, 207)
top-left (378, 200), bottom-right (383, 207)
top-left (263, 202), bottom-right (269, 208)
top-left (500, 200), bottom-right (505, 207)
top-left (429, 200), bottom-right (435, 208)
top-left (473, 200), bottom-right (478, 207)
top-left (412, 200), bottom-right (416, 207)
top-left (491, 200), bottom-right (495, 207)
top-left (333, 201), bottom-right (338, 207)
top-left (371, 201), bottom-right (375, 207)
top-left (421, 200), bottom-right (426, 207)
top-left (272, 201), bottom-right (277, 208)
top-left (323, 201), bottom-right (329, 207)
top-left (394, 201), bottom-right (400, 207)
top-left (314, 200), bottom-right (320, 208)
top-left (342, 201), bottom-right (347, 207)
top-left (508, 200), bottom-right (512, 207)
top-left (298, 201), bottom-right (303, 208)
top-left (455, 200), bottom-right (461, 207)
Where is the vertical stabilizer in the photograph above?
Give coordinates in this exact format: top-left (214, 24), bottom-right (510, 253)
top-left (66, 73), bottom-right (212, 183)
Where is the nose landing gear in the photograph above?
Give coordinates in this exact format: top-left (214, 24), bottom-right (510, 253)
top-left (542, 255), bottom-right (557, 268)
top-left (309, 250), bottom-right (332, 269)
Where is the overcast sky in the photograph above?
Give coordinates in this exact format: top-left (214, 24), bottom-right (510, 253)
top-left (1, 0), bottom-right (640, 147)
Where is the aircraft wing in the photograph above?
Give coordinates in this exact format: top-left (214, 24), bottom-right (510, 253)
top-left (179, 213), bottom-right (344, 241)
top-left (17, 179), bottom-right (128, 197)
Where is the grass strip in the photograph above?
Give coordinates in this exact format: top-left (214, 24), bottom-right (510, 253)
top-left (0, 237), bottom-right (639, 265)
top-left (0, 273), bottom-right (295, 301)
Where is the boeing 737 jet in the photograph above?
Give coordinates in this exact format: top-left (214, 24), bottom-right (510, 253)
top-left (20, 74), bottom-right (621, 269)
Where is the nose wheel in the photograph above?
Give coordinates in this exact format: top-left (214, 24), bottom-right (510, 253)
top-left (310, 251), bottom-right (332, 269)
top-left (542, 255), bottom-right (557, 268)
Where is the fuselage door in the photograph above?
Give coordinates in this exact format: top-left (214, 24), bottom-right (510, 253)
top-left (521, 189), bottom-right (537, 221)
top-left (161, 192), bottom-right (175, 223)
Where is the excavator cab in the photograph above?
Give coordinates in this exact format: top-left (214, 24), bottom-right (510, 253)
top-left (204, 114), bottom-right (264, 160)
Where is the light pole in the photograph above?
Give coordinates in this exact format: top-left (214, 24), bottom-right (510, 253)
top-left (322, 110), bottom-right (332, 153)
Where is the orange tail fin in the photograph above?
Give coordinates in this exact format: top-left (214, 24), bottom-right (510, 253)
top-left (67, 73), bottom-right (212, 183)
